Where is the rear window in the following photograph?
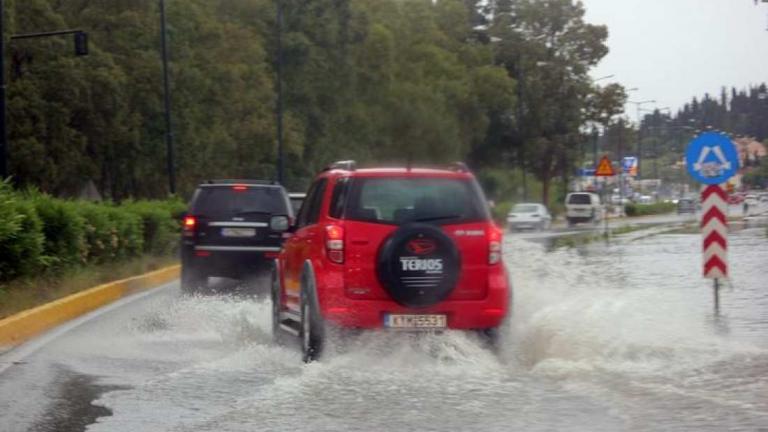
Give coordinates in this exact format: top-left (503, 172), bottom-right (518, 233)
top-left (341, 177), bottom-right (488, 225)
top-left (567, 194), bottom-right (592, 205)
top-left (191, 186), bottom-right (288, 218)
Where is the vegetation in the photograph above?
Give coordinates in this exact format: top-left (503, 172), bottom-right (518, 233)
top-left (624, 202), bottom-right (676, 217)
top-left (0, 181), bottom-right (184, 283)
top-left (4, 0), bottom-right (624, 204)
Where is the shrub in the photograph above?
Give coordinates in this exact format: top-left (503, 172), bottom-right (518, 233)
top-left (123, 200), bottom-right (182, 255)
top-left (26, 191), bottom-right (87, 270)
top-left (625, 202), bottom-right (676, 217)
top-left (0, 183), bottom-right (45, 280)
top-left (105, 206), bottom-right (144, 260)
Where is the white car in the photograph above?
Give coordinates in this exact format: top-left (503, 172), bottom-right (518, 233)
top-left (565, 192), bottom-right (602, 226)
top-left (507, 203), bottom-right (552, 231)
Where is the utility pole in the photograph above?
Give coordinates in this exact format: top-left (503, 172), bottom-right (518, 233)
top-left (160, 0), bottom-right (175, 195)
top-left (0, 0), bottom-right (7, 180)
top-left (629, 99), bottom-right (655, 181)
top-left (275, 0), bottom-right (285, 185)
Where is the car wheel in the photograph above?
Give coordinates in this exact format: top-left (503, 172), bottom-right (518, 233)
top-left (300, 276), bottom-right (324, 363)
top-left (181, 264), bottom-right (205, 294)
top-left (566, 217), bottom-right (574, 227)
top-left (477, 327), bottom-right (503, 353)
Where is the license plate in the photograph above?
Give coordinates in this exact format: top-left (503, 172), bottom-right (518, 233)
top-left (384, 314), bottom-right (447, 329)
top-left (221, 227), bottom-right (256, 237)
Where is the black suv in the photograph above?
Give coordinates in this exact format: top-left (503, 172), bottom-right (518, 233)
top-left (181, 180), bottom-right (293, 292)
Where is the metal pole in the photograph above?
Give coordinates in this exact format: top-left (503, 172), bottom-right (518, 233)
top-left (713, 278), bottom-right (720, 315)
top-left (592, 128), bottom-right (600, 189)
top-left (618, 120), bottom-right (624, 215)
top-left (0, 0), bottom-right (7, 180)
top-left (636, 104), bottom-right (642, 180)
top-left (160, 0), bottom-right (175, 195)
top-left (275, 0), bottom-right (285, 185)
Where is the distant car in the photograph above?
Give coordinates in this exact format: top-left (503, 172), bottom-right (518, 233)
top-left (638, 195), bottom-right (653, 204)
top-left (565, 192), bottom-right (602, 226)
top-left (727, 194), bottom-right (745, 205)
top-left (507, 203), bottom-right (551, 231)
top-left (744, 195), bottom-right (759, 206)
top-left (760, 193), bottom-right (768, 203)
top-left (677, 198), bottom-right (696, 214)
top-left (289, 192), bottom-right (306, 215)
top-left (180, 180), bottom-right (293, 293)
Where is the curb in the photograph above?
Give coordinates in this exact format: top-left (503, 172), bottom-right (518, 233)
top-left (0, 264), bottom-right (180, 349)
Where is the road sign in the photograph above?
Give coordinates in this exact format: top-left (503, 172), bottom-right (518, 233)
top-left (622, 156), bottom-right (637, 176)
top-left (701, 185), bottom-right (728, 279)
top-left (595, 155), bottom-right (615, 177)
top-left (685, 132), bottom-right (739, 184)
top-left (576, 168), bottom-right (595, 177)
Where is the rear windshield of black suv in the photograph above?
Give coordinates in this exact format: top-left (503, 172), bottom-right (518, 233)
top-left (334, 177), bottom-right (489, 225)
top-left (191, 186), bottom-right (289, 219)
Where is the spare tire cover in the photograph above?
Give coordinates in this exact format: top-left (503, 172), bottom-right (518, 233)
top-left (376, 223), bottom-right (461, 308)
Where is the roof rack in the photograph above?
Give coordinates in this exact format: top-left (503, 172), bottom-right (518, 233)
top-left (323, 160), bottom-right (357, 171)
top-left (449, 162), bottom-right (469, 173)
top-left (204, 179), bottom-right (278, 185)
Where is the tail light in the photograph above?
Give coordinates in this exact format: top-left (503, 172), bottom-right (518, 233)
top-left (183, 216), bottom-right (196, 237)
top-left (488, 227), bottom-right (502, 265)
top-left (325, 224), bottom-right (344, 264)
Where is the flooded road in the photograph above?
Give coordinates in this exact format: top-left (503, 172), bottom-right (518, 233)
top-left (1, 227), bottom-right (767, 431)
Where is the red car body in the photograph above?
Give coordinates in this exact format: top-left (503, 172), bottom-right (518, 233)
top-left (272, 163), bottom-right (510, 361)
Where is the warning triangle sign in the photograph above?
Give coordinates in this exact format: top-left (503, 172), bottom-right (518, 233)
top-left (595, 155), bottom-right (615, 177)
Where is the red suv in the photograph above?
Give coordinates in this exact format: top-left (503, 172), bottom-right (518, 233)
top-left (271, 161), bottom-right (510, 362)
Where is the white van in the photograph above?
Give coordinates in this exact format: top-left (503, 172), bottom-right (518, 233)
top-left (565, 192), bottom-right (601, 226)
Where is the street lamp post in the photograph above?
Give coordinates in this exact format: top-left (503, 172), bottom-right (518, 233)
top-left (0, 0), bottom-right (7, 180)
top-left (275, 0), bottom-right (285, 185)
top-left (160, 0), bottom-right (175, 195)
top-left (629, 99), bottom-right (656, 180)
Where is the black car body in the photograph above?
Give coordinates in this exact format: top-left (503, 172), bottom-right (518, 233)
top-left (181, 180), bottom-right (292, 291)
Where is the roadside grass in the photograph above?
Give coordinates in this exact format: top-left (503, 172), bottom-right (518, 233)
top-left (0, 255), bottom-right (178, 320)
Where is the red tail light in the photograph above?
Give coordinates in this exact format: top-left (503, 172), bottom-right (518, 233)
top-left (325, 224), bottom-right (344, 264)
top-left (488, 227), bottom-right (502, 265)
top-left (232, 185), bottom-right (248, 191)
top-left (183, 216), bottom-right (196, 237)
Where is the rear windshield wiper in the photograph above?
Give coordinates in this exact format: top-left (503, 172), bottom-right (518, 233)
top-left (412, 214), bottom-right (461, 222)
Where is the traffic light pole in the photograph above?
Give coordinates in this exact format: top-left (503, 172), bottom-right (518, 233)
top-left (0, 21), bottom-right (89, 180)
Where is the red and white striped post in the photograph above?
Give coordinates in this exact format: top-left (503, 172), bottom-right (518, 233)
top-left (700, 184), bottom-right (728, 311)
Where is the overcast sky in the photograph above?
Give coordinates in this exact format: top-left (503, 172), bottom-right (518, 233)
top-left (581, 0), bottom-right (768, 116)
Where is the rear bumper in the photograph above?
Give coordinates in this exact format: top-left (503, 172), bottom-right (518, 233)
top-left (316, 272), bottom-right (510, 330)
top-left (181, 244), bottom-right (277, 277)
top-left (507, 220), bottom-right (539, 229)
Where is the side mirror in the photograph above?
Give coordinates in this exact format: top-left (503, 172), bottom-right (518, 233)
top-left (270, 215), bottom-right (290, 232)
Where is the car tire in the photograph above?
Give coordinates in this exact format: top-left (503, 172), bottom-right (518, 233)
top-left (566, 217), bottom-right (575, 227)
top-left (300, 273), bottom-right (324, 363)
top-left (376, 223), bottom-right (461, 308)
top-left (181, 264), bottom-right (205, 294)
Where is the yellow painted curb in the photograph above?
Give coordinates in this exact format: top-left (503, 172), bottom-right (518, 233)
top-left (0, 264), bottom-right (180, 349)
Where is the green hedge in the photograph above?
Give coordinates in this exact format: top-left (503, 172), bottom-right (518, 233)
top-left (0, 184), bottom-right (45, 280)
top-left (0, 182), bottom-right (184, 282)
top-left (624, 202), bottom-right (676, 217)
